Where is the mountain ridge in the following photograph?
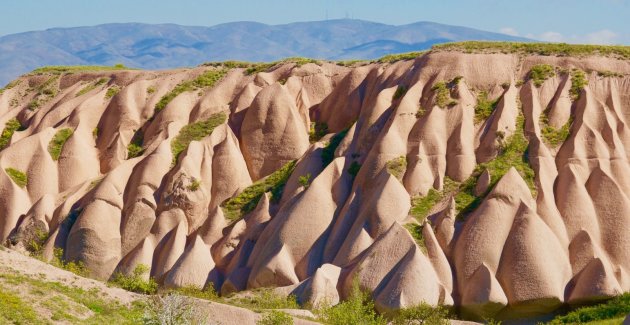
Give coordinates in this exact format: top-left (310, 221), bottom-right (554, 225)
top-left (0, 19), bottom-right (531, 85)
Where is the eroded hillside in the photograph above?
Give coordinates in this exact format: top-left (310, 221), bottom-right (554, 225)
top-left (1, 42), bottom-right (630, 321)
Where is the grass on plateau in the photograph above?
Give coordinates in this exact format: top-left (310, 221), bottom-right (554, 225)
top-left (432, 41), bottom-right (630, 59)
top-left (30, 64), bottom-right (132, 75)
top-left (155, 69), bottom-right (228, 113)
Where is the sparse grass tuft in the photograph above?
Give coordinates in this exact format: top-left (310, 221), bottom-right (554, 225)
top-left (146, 86), bottom-right (156, 94)
top-left (171, 112), bottom-right (227, 165)
top-left (76, 78), bottom-right (109, 97)
top-left (231, 288), bottom-right (300, 311)
top-left (530, 64), bottom-right (555, 87)
top-left (105, 85), bottom-right (120, 99)
top-left (0, 118), bottom-right (23, 150)
top-left (393, 85), bottom-right (408, 100)
top-left (598, 70), bottom-right (623, 78)
top-left (5, 168), bottom-right (27, 188)
top-left (50, 248), bottom-right (90, 277)
top-left (257, 310), bottom-right (294, 325)
top-left (155, 69), bottom-right (228, 113)
top-left (48, 128), bottom-right (73, 161)
top-left (187, 178), bottom-right (201, 191)
top-left (221, 160), bottom-right (296, 221)
top-left (391, 303), bottom-right (450, 325)
top-left (110, 264), bottom-right (158, 295)
top-left (431, 77), bottom-right (459, 108)
top-left (386, 156), bottom-right (407, 180)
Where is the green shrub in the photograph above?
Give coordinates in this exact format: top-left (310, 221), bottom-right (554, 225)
top-left (0, 118), bottom-right (23, 150)
top-left (309, 122), bottom-right (329, 143)
top-left (27, 99), bottom-right (40, 111)
top-left (146, 86), bottom-right (156, 94)
top-left (298, 173), bottom-right (311, 188)
top-left (570, 69), bottom-right (588, 101)
top-left (409, 178), bottom-right (459, 221)
top-left (548, 292), bottom-right (630, 324)
top-left (48, 128), bottom-right (73, 161)
top-left (187, 178), bottom-right (201, 191)
top-left (171, 112), bottom-right (227, 165)
top-left (391, 303), bottom-right (450, 325)
top-left (258, 310), bottom-right (294, 325)
top-left (5, 168), bottom-right (27, 188)
top-left (142, 292), bottom-right (201, 325)
top-left (321, 128), bottom-right (349, 167)
top-left (416, 106), bottom-right (426, 118)
top-left (222, 160), bottom-right (296, 221)
top-left (475, 91), bottom-right (500, 123)
top-left (529, 64), bottom-right (555, 87)
top-left (92, 127), bottom-right (99, 140)
top-left (541, 116), bottom-right (572, 147)
top-left (316, 280), bottom-right (385, 325)
top-left (348, 161), bottom-right (361, 177)
top-left (105, 85), bottom-right (120, 99)
top-left (50, 248), bottom-right (90, 277)
top-left (110, 264), bottom-right (157, 295)
top-left (173, 285), bottom-right (219, 301)
top-left (26, 228), bottom-right (50, 257)
top-left (155, 69), bottom-right (228, 113)
top-left (393, 85), bottom-right (408, 100)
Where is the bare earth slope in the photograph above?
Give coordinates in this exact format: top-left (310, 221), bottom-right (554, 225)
top-left (1, 43), bottom-right (630, 321)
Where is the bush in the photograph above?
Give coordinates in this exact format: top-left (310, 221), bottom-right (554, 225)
top-left (50, 248), bottom-right (90, 277)
top-left (171, 112), bottom-right (227, 165)
top-left (309, 122), bottom-right (328, 143)
top-left (403, 223), bottom-right (426, 253)
top-left (5, 167), bottom-right (27, 188)
top-left (475, 91), bottom-right (500, 123)
top-left (570, 69), bottom-right (588, 101)
top-left (146, 86), bottom-right (156, 94)
top-left (222, 160), bottom-right (296, 221)
top-left (348, 161), bottom-right (361, 177)
top-left (321, 129), bottom-right (349, 167)
top-left (298, 173), bottom-right (311, 188)
top-left (48, 128), bottom-right (73, 161)
top-left (0, 118), bottom-right (23, 150)
top-left (106, 85), bottom-right (120, 99)
top-left (155, 69), bottom-right (228, 113)
top-left (187, 178), bottom-right (201, 191)
top-left (431, 81), bottom-right (458, 108)
top-left (316, 280), bottom-right (385, 325)
top-left (392, 303), bottom-right (450, 325)
top-left (173, 285), bottom-right (219, 301)
top-left (142, 292), bottom-right (203, 325)
top-left (529, 64), bottom-right (555, 87)
top-left (393, 85), bottom-right (407, 100)
top-left (110, 265), bottom-right (157, 295)
top-left (548, 292), bottom-right (630, 324)
top-left (257, 311), bottom-right (294, 325)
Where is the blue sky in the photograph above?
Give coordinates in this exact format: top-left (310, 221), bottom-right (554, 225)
top-left (2, 0), bottom-right (629, 44)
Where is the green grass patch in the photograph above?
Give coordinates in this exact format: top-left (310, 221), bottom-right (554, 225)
top-left (391, 303), bottom-right (450, 325)
top-left (48, 128), bottom-right (73, 161)
top-left (221, 160), bottom-right (296, 221)
top-left (404, 223), bottom-right (427, 253)
top-left (386, 156), bottom-right (407, 180)
top-left (49, 248), bottom-right (90, 277)
top-left (0, 272), bottom-right (144, 324)
top-left (171, 112), bottom-right (227, 165)
top-left (5, 168), bottom-right (27, 188)
top-left (105, 85), bottom-right (120, 99)
top-left (298, 173), bottom-right (311, 188)
top-left (432, 41), bottom-right (630, 60)
top-left (257, 310), bottom-right (294, 325)
top-left (548, 293), bottom-right (630, 324)
top-left (155, 69), bottom-right (228, 113)
top-left (475, 91), bottom-right (500, 123)
top-left (570, 69), bottom-right (588, 101)
top-left (376, 51), bottom-right (426, 63)
top-left (598, 70), bottom-right (624, 78)
top-left (530, 64), bottom-right (555, 87)
top-left (0, 118), bottom-right (23, 150)
top-left (110, 264), bottom-right (157, 295)
top-left (30, 64), bottom-right (132, 75)
top-left (230, 288), bottom-right (300, 311)
top-left (540, 114), bottom-right (573, 147)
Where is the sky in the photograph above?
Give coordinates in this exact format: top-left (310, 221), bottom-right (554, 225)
top-left (1, 0), bottom-right (629, 44)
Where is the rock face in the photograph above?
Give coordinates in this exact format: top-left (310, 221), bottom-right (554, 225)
top-left (1, 49), bottom-right (630, 321)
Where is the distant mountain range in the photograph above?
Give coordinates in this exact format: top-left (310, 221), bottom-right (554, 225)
top-left (0, 19), bottom-right (531, 85)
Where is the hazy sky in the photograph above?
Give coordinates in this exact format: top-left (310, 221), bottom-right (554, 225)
top-left (2, 0), bottom-right (629, 44)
